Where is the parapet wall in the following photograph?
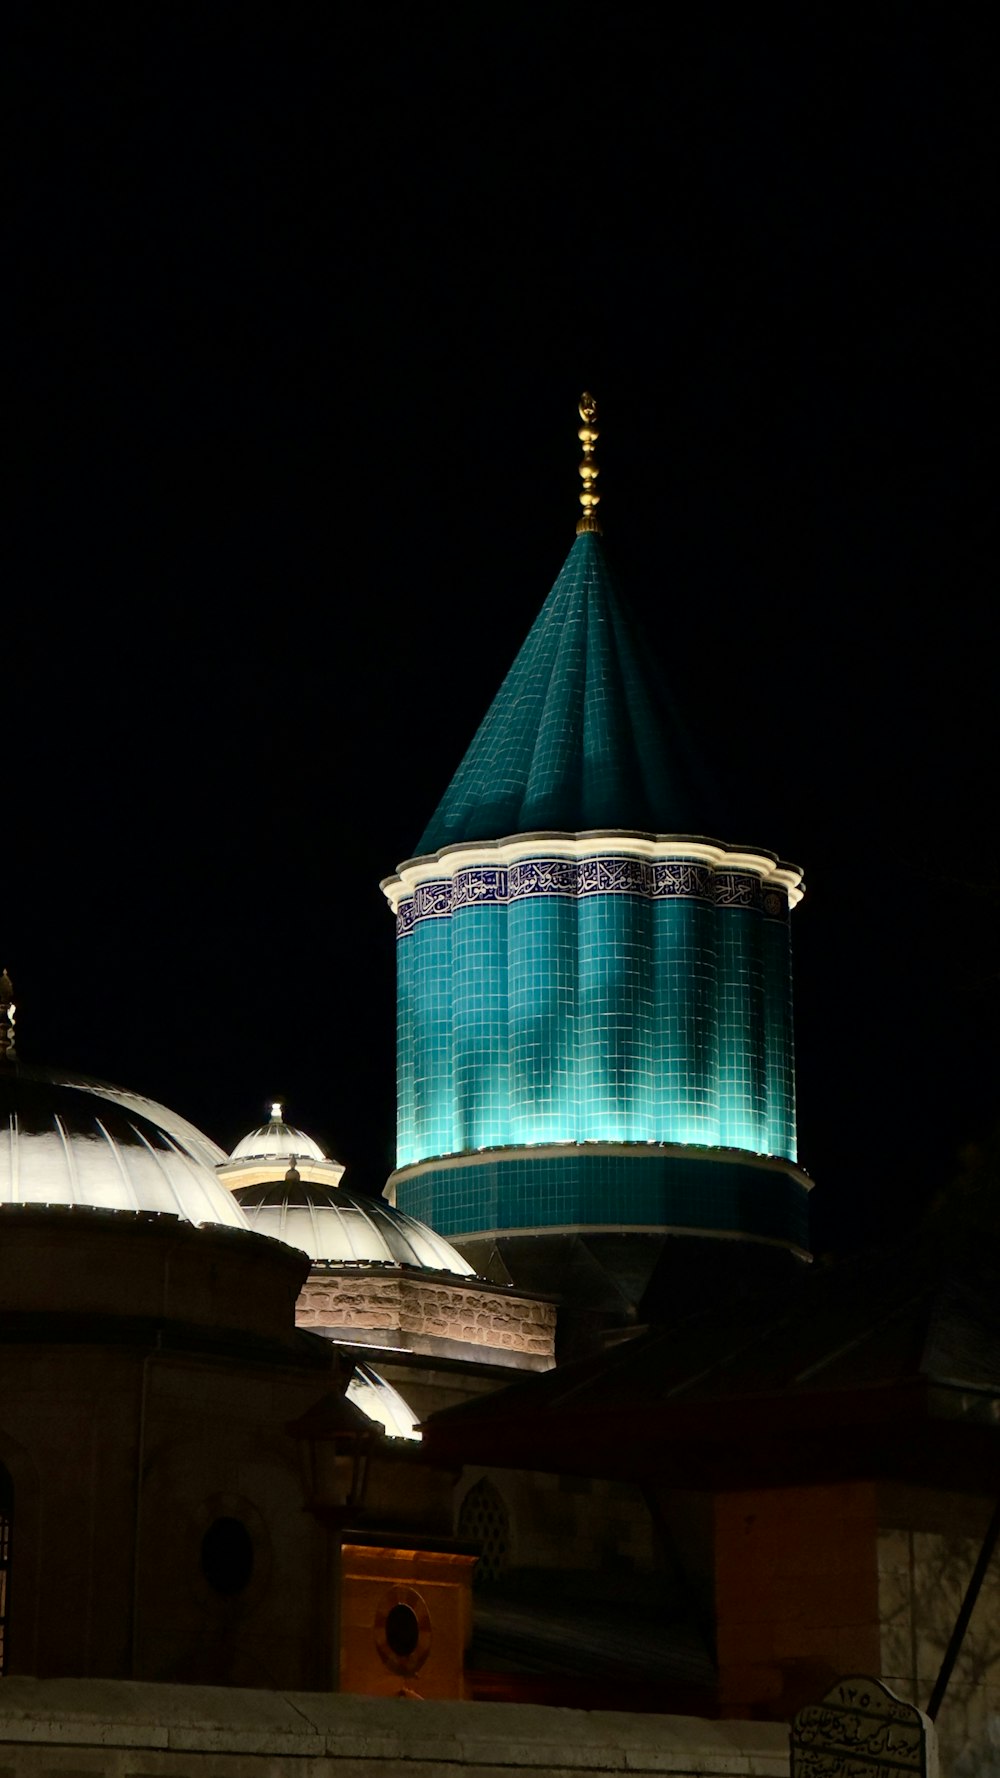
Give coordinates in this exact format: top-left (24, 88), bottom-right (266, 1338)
top-left (0, 1679), bottom-right (790, 1776)
top-left (296, 1271), bottom-right (556, 1366)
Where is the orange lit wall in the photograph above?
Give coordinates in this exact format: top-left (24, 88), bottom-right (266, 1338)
top-left (340, 1542), bottom-right (475, 1699)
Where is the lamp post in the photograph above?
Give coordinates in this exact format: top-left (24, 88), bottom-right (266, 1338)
top-left (288, 1387), bottom-right (380, 1691)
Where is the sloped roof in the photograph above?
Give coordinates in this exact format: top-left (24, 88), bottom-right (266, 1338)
top-left (416, 532), bottom-right (706, 856)
top-left (422, 1233), bottom-right (1000, 1486)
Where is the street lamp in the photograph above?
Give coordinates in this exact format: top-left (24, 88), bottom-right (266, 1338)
top-left (288, 1386), bottom-right (381, 1689)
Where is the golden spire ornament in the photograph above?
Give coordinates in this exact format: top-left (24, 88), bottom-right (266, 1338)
top-left (575, 391), bottom-right (602, 534)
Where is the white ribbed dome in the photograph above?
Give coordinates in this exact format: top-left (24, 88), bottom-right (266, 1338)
top-left (234, 1174), bottom-right (476, 1275)
top-left (0, 1064), bottom-right (247, 1228)
top-left (347, 1363), bottom-right (420, 1441)
top-left (218, 1103), bottom-right (345, 1194)
top-left (228, 1103), bottom-right (328, 1165)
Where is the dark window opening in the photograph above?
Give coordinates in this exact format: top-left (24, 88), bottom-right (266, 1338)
top-left (200, 1516), bottom-right (254, 1597)
top-left (384, 1601), bottom-right (420, 1658)
top-left (458, 1477), bottom-right (510, 1587)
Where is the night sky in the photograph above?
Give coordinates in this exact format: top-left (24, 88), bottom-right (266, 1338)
top-left (8, 8), bottom-right (994, 1253)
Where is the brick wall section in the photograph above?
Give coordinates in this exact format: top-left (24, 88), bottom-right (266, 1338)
top-left (714, 1482), bottom-right (881, 1719)
top-left (295, 1272), bottom-right (556, 1359)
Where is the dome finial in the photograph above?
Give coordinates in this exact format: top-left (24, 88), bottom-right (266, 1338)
top-left (575, 392), bottom-right (602, 535)
top-left (0, 968), bottom-right (16, 1062)
top-left (269, 1100), bottom-right (283, 1122)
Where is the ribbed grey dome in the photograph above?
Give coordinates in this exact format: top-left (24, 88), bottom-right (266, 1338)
top-left (234, 1176), bottom-right (475, 1274)
top-left (0, 1064), bottom-right (247, 1228)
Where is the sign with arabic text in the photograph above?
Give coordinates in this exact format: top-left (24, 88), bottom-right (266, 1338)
top-left (791, 1675), bottom-right (936, 1778)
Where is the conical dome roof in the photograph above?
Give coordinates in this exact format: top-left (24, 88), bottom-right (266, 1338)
top-left (0, 1063), bottom-right (246, 1228)
top-left (415, 531), bottom-right (706, 855)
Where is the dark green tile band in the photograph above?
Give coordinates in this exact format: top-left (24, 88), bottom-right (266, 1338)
top-left (394, 1149), bottom-right (810, 1251)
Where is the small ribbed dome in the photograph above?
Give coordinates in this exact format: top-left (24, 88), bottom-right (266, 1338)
top-left (0, 1064), bottom-right (247, 1228)
top-left (348, 1362), bottom-right (420, 1441)
top-left (218, 1102), bottom-right (345, 1194)
top-left (234, 1174), bottom-right (476, 1275)
top-left (228, 1102), bottom-right (328, 1165)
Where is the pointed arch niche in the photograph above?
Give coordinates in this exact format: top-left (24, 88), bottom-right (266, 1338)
top-left (458, 1478), bottom-right (510, 1587)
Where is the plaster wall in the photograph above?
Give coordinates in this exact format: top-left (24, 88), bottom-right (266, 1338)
top-left (340, 1543), bottom-right (475, 1699)
top-left (713, 1482), bottom-right (881, 1718)
top-left (375, 1367), bottom-right (502, 1427)
top-left (0, 1211), bottom-right (338, 1692)
top-left (455, 1468), bottom-right (658, 1578)
top-left (0, 1209), bottom-right (307, 1342)
top-left (130, 1355), bottom-right (329, 1689)
top-left (0, 1343), bottom-right (332, 1690)
top-left (0, 1344), bottom-right (142, 1679)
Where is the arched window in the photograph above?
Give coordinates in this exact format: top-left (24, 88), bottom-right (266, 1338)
top-left (457, 1478), bottom-right (510, 1587)
top-left (0, 1462), bottom-right (12, 1676)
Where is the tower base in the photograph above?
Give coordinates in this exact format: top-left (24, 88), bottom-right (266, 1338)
top-left (387, 1143), bottom-right (812, 1259)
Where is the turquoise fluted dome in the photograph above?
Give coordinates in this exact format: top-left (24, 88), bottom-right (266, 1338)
top-left (416, 532), bottom-right (703, 854)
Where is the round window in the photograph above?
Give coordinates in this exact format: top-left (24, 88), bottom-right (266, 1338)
top-left (374, 1585), bottom-right (432, 1675)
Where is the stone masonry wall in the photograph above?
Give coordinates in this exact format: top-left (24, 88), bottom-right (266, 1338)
top-left (0, 1680), bottom-right (790, 1777)
top-left (296, 1273), bottom-right (556, 1360)
top-left (878, 1488), bottom-right (1000, 1778)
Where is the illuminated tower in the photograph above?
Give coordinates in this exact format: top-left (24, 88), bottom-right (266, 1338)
top-left (381, 398), bottom-right (811, 1303)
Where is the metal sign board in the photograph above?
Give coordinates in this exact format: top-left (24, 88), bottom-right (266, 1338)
top-left (791, 1675), bottom-right (936, 1778)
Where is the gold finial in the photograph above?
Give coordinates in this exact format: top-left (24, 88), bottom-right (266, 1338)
top-left (575, 391), bottom-right (602, 535)
top-left (0, 968), bottom-right (16, 1062)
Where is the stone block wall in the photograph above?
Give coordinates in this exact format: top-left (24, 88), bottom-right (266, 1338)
top-left (878, 1486), bottom-right (1000, 1778)
top-left (0, 1679), bottom-right (791, 1776)
top-left (296, 1272), bottom-right (556, 1363)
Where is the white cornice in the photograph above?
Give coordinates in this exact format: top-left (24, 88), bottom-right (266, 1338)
top-left (216, 1157), bottom-right (345, 1191)
top-left (381, 832), bottom-right (805, 913)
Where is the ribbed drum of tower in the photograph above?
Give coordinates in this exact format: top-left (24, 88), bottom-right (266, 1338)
top-left (387, 825), bottom-right (802, 1166)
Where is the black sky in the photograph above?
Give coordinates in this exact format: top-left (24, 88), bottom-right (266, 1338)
top-left (8, 6), bottom-right (995, 1251)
